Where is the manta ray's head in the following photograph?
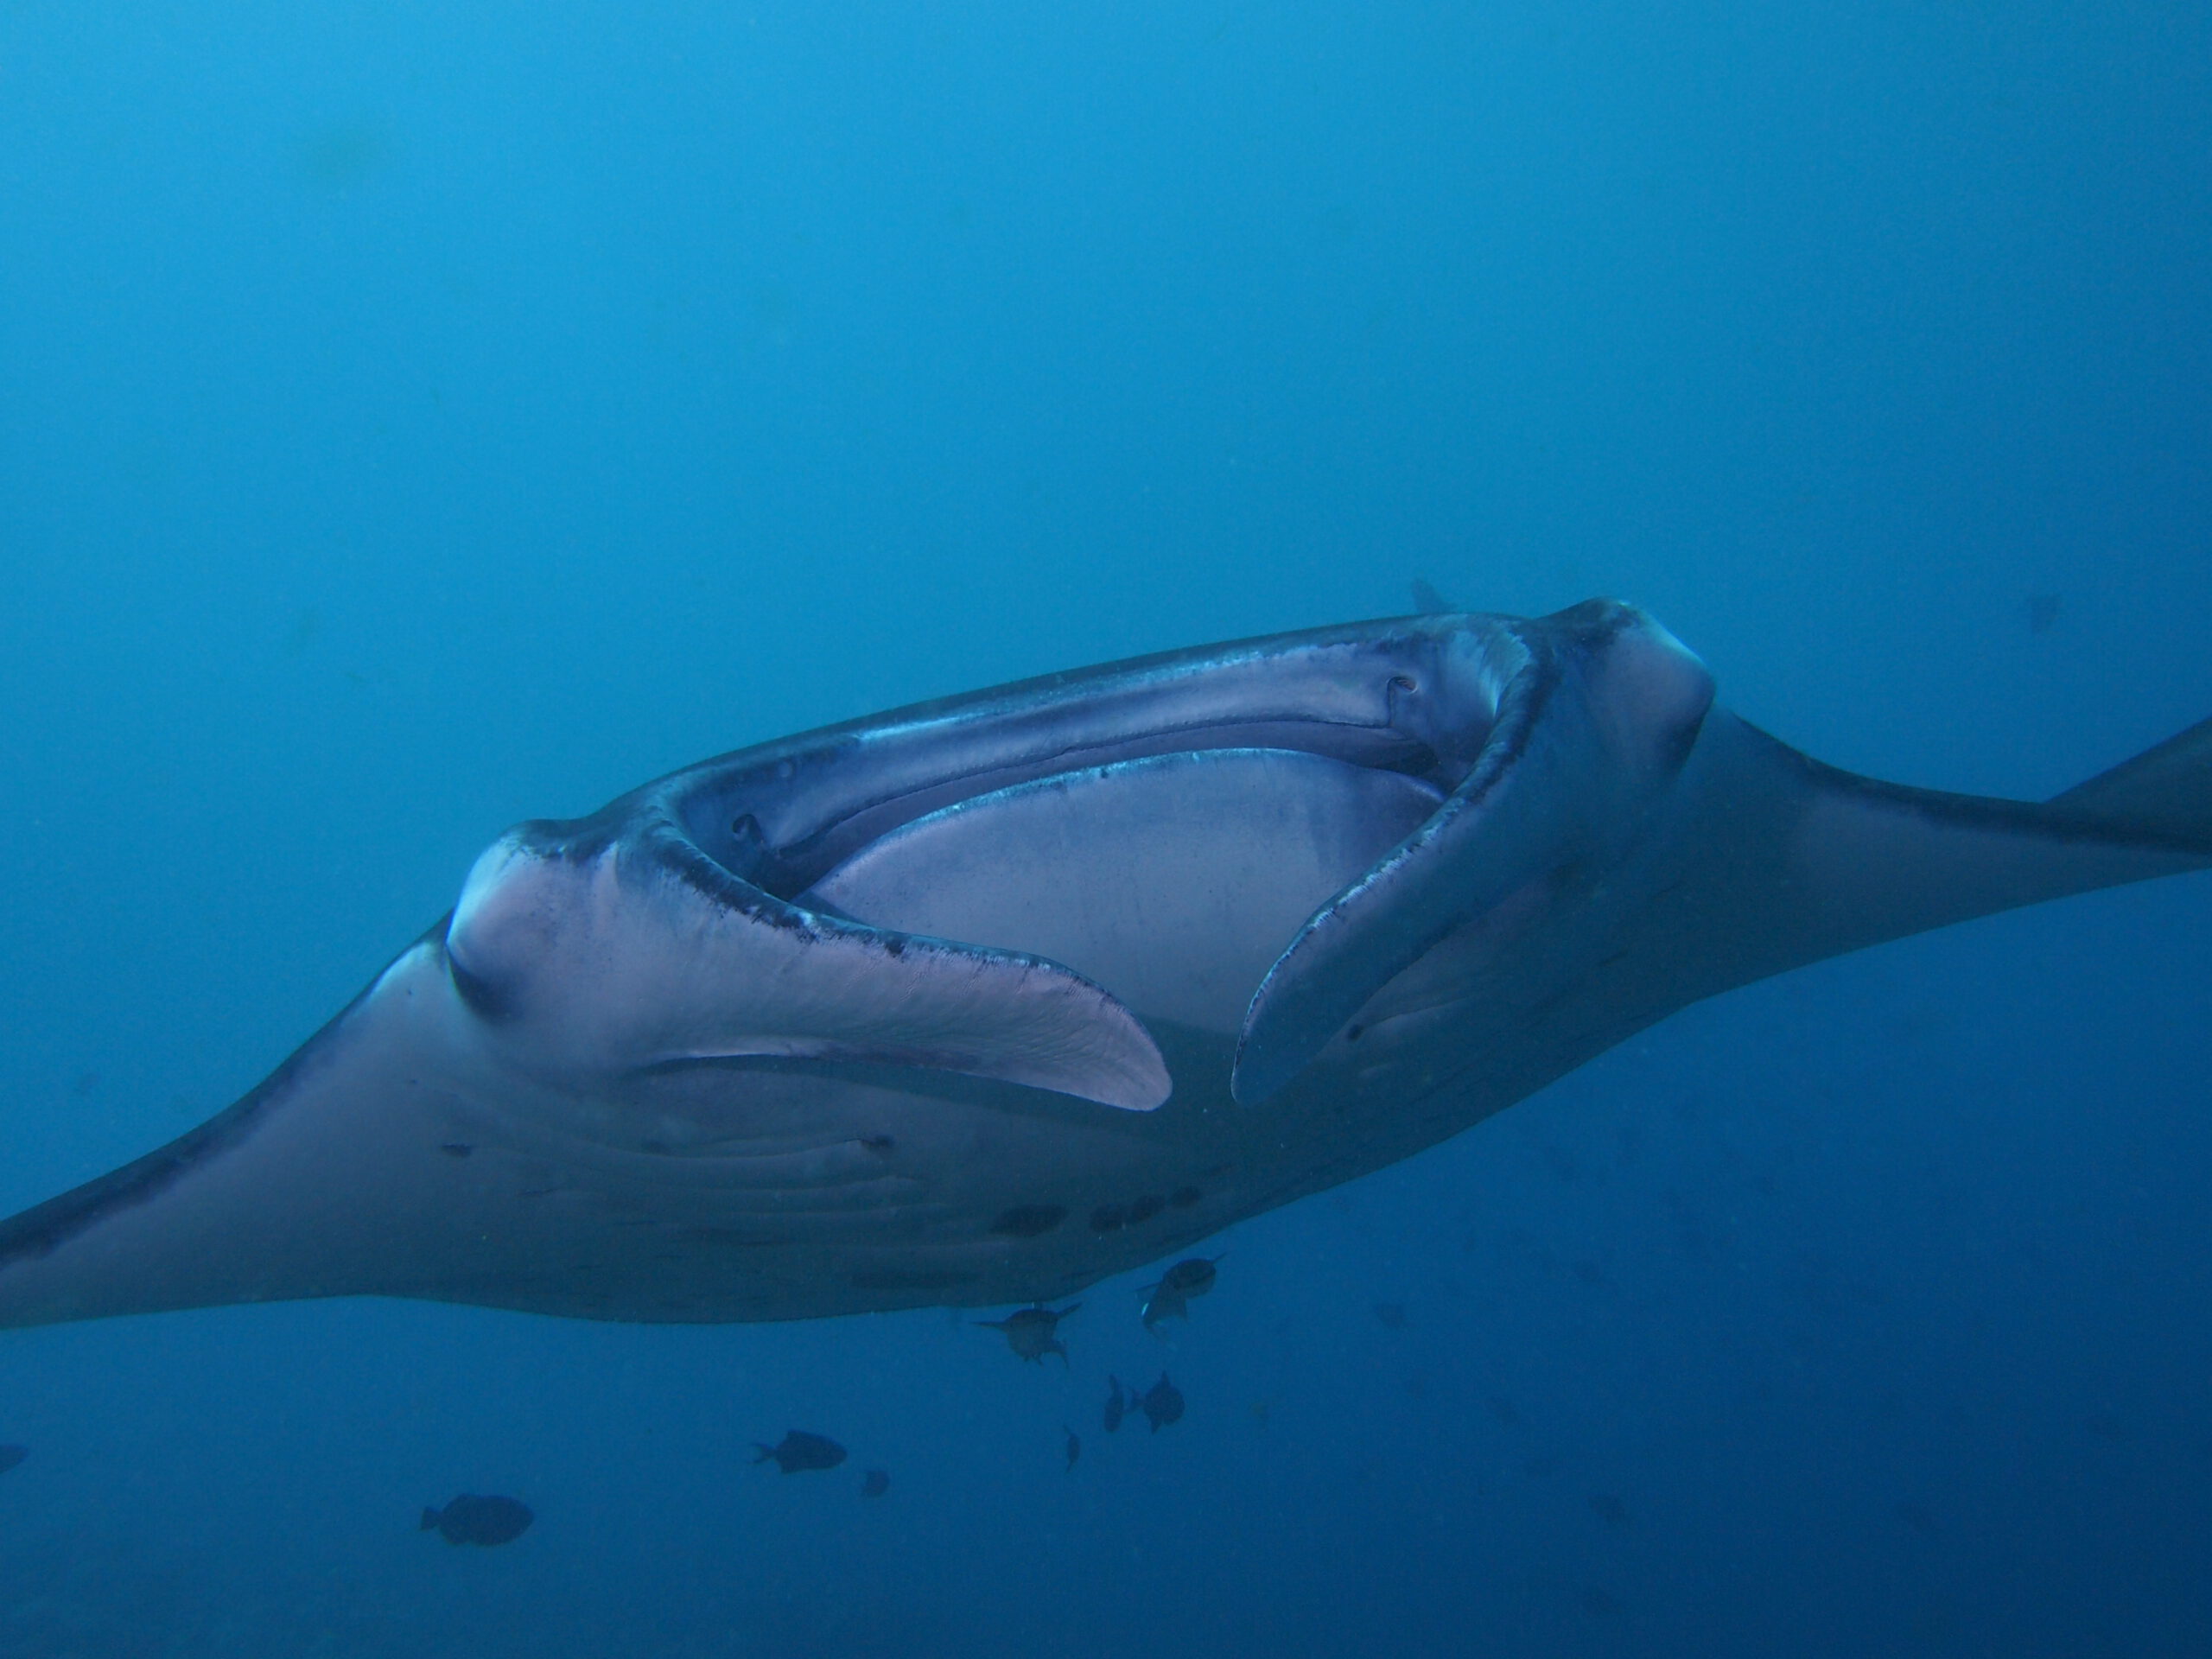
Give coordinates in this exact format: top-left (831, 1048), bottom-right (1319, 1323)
top-left (435, 601), bottom-right (1717, 1112)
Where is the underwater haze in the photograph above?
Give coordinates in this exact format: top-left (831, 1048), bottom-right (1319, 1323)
top-left (3, 1), bottom-right (2210, 1654)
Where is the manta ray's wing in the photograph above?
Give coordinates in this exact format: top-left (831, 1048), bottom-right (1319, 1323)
top-left (1624, 709), bottom-right (2212, 1014)
top-left (1332, 702), bottom-right (2212, 1112)
top-left (0, 941), bottom-right (519, 1329)
top-left (2049, 713), bottom-right (2212, 840)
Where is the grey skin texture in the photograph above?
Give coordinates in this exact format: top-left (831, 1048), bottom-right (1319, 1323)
top-left (0, 601), bottom-right (2206, 1331)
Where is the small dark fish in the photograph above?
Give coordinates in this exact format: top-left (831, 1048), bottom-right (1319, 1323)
top-left (2026, 593), bottom-right (2062, 634)
top-left (0, 1445), bottom-right (25, 1475)
top-left (860, 1468), bottom-right (890, 1499)
top-left (1159, 1256), bottom-right (1219, 1297)
top-left (1372, 1301), bottom-right (1408, 1329)
top-left (1140, 1373), bottom-right (1184, 1433)
top-left (976, 1302), bottom-right (1080, 1363)
top-left (1103, 1376), bottom-right (1127, 1433)
top-left (1140, 1288), bottom-right (1186, 1329)
top-left (1141, 1256), bottom-right (1220, 1328)
top-left (753, 1430), bottom-right (848, 1474)
top-left (420, 1493), bottom-right (532, 1548)
top-left (1588, 1492), bottom-right (1628, 1527)
top-left (1063, 1425), bottom-right (1081, 1473)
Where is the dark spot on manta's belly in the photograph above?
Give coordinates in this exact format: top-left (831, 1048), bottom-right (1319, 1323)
top-left (1090, 1194), bottom-right (1169, 1232)
top-left (989, 1205), bottom-right (1067, 1238)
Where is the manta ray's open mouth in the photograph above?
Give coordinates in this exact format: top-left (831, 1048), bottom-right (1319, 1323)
top-left (793, 748), bottom-right (1450, 1034)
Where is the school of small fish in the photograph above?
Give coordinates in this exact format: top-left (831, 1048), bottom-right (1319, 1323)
top-left (0, 1254), bottom-right (1231, 1549)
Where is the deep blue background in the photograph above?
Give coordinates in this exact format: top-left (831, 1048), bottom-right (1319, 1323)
top-left (2, 3), bottom-right (2209, 1653)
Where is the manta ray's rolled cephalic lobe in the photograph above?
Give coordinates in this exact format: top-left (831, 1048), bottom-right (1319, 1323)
top-left (444, 829), bottom-right (1173, 1110)
top-left (0, 600), bottom-right (2204, 1328)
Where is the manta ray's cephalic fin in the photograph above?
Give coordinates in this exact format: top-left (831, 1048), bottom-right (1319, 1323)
top-left (1234, 601), bottom-right (1716, 1103)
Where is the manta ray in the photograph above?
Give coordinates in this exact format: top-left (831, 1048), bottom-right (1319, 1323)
top-left (1, 601), bottom-right (2204, 1328)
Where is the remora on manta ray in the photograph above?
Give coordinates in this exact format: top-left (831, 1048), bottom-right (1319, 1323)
top-left (1, 601), bottom-right (2206, 1328)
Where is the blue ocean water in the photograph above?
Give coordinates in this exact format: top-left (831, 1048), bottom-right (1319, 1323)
top-left (2, 2), bottom-right (2209, 1653)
